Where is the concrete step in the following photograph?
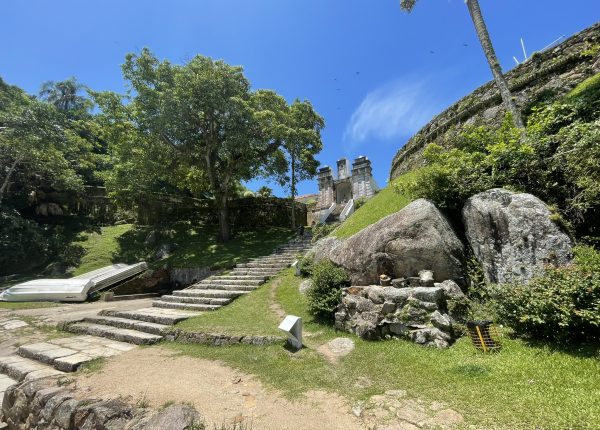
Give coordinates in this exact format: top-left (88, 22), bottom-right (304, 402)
top-left (173, 289), bottom-right (249, 299)
top-left (83, 316), bottom-right (171, 336)
top-left (0, 355), bottom-right (65, 382)
top-left (236, 262), bottom-right (291, 269)
top-left (231, 268), bottom-right (280, 276)
top-left (198, 278), bottom-right (264, 286)
top-left (194, 283), bottom-right (258, 291)
top-left (160, 295), bottom-right (231, 306)
top-left (65, 322), bottom-right (163, 345)
top-left (152, 301), bottom-right (221, 312)
top-left (99, 308), bottom-right (200, 325)
top-left (210, 275), bottom-right (267, 281)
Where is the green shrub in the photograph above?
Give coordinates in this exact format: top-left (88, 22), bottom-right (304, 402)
top-left (311, 222), bottom-right (337, 243)
top-left (307, 260), bottom-right (349, 322)
top-left (298, 253), bottom-right (315, 277)
top-left (0, 208), bottom-right (49, 275)
top-left (353, 197), bottom-right (367, 210)
top-left (493, 265), bottom-right (600, 344)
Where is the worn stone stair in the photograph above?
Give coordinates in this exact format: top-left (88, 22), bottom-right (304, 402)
top-left (61, 307), bottom-right (201, 348)
top-left (151, 235), bottom-right (313, 312)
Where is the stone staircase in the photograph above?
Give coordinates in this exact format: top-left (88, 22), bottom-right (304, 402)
top-left (152, 236), bottom-right (313, 312)
top-left (0, 235), bottom-right (313, 425)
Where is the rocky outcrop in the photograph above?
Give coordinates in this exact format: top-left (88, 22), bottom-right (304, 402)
top-left (314, 199), bottom-right (465, 285)
top-left (334, 275), bottom-right (468, 348)
top-left (1, 377), bottom-right (203, 430)
top-left (463, 188), bottom-right (573, 284)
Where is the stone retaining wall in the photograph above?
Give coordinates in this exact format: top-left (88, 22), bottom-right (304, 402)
top-left (390, 22), bottom-right (600, 179)
top-left (170, 330), bottom-right (284, 346)
top-left (1, 377), bottom-right (203, 430)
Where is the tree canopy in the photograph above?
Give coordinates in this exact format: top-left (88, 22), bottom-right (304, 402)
top-left (96, 49), bottom-right (323, 240)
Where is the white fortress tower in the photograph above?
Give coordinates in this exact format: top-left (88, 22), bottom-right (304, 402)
top-left (315, 156), bottom-right (378, 223)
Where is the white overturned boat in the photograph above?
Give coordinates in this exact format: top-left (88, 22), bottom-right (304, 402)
top-left (0, 262), bottom-right (147, 302)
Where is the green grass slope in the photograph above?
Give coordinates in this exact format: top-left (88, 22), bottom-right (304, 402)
top-left (332, 171), bottom-right (418, 239)
top-left (70, 223), bottom-right (296, 275)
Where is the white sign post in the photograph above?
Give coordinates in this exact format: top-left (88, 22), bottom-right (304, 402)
top-left (278, 315), bottom-right (303, 350)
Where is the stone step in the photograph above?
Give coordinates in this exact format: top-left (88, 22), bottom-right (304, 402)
top-left (209, 275), bottom-right (267, 281)
top-left (193, 283), bottom-right (258, 291)
top-left (83, 316), bottom-right (171, 336)
top-left (152, 301), bottom-right (221, 312)
top-left (0, 355), bottom-right (65, 382)
top-left (236, 262), bottom-right (291, 269)
top-left (231, 268), bottom-right (280, 275)
top-left (198, 278), bottom-right (264, 286)
top-left (173, 289), bottom-right (248, 299)
top-left (65, 322), bottom-right (163, 345)
top-left (99, 308), bottom-right (199, 325)
top-left (159, 295), bottom-right (231, 306)
top-left (0, 373), bottom-right (17, 412)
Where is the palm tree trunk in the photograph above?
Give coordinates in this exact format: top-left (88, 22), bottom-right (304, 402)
top-left (466, 0), bottom-right (525, 129)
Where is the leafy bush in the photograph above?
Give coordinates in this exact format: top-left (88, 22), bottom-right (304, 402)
top-left (353, 197), bottom-right (367, 210)
top-left (0, 209), bottom-right (49, 275)
top-left (307, 260), bottom-right (349, 322)
top-left (493, 264), bottom-right (600, 344)
top-left (311, 222), bottom-right (337, 243)
top-left (298, 253), bottom-right (315, 277)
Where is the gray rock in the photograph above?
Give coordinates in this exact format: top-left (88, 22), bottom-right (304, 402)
top-left (410, 328), bottom-right (451, 348)
top-left (463, 188), bottom-right (573, 284)
top-left (439, 280), bottom-right (465, 300)
top-left (409, 287), bottom-right (444, 303)
top-left (430, 311), bottom-right (452, 331)
top-left (381, 301), bottom-right (396, 315)
top-left (314, 199), bottom-right (465, 285)
top-left (131, 404), bottom-right (203, 430)
top-left (299, 279), bottom-right (312, 295)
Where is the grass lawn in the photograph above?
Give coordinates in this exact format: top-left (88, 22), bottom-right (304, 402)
top-left (0, 301), bottom-right (61, 310)
top-left (166, 270), bottom-right (600, 430)
top-left (70, 223), bottom-right (296, 275)
top-left (332, 171), bottom-right (419, 239)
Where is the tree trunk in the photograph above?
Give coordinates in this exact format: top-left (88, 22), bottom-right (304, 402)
top-left (0, 157), bottom-right (21, 206)
top-left (217, 193), bottom-right (231, 242)
top-left (290, 153), bottom-right (296, 230)
top-left (466, 0), bottom-right (525, 129)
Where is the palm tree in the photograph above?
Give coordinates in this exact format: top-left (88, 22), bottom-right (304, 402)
top-left (400, 0), bottom-right (525, 129)
top-left (39, 77), bottom-right (88, 115)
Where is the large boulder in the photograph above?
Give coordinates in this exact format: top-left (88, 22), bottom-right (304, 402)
top-left (462, 188), bottom-right (573, 284)
top-left (314, 199), bottom-right (465, 285)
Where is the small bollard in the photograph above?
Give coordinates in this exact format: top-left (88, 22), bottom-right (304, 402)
top-left (278, 315), bottom-right (303, 350)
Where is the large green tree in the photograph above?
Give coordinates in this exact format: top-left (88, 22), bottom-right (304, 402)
top-left (0, 78), bottom-right (83, 206)
top-left (400, 0), bottom-right (524, 129)
top-left (276, 100), bottom-right (324, 230)
top-left (101, 49), bottom-right (306, 241)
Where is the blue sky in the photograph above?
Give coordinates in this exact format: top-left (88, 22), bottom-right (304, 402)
top-left (1, 1), bottom-right (597, 197)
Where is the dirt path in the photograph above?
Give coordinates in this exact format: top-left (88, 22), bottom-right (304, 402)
top-left (75, 347), bottom-right (363, 430)
top-left (267, 277), bottom-right (286, 320)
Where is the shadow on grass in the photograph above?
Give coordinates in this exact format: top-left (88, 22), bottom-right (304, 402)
top-left (114, 222), bottom-right (296, 270)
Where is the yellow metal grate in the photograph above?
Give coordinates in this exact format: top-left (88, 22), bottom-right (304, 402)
top-left (466, 320), bottom-right (502, 352)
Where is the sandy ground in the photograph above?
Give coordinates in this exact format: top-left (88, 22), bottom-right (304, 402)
top-left (75, 347), bottom-right (364, 430)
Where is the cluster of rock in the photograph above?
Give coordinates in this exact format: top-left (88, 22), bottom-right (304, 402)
top-left (313, 188), bottom-right (574, 347)
top-left (335, 270), bottom-right (467, 348)
top-left (1, 377), bottom-right (203, 430)
top-left (315, 189), bottom-right (573, 287)
top-left (314, 199), bottom-right (465, 286)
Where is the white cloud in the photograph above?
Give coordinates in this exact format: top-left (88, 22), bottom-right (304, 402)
top-left (343, 78), bottom-right (437, 146)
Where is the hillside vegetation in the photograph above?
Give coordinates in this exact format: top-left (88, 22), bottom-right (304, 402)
top-left (332, 171), bottom-right (418, 238)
